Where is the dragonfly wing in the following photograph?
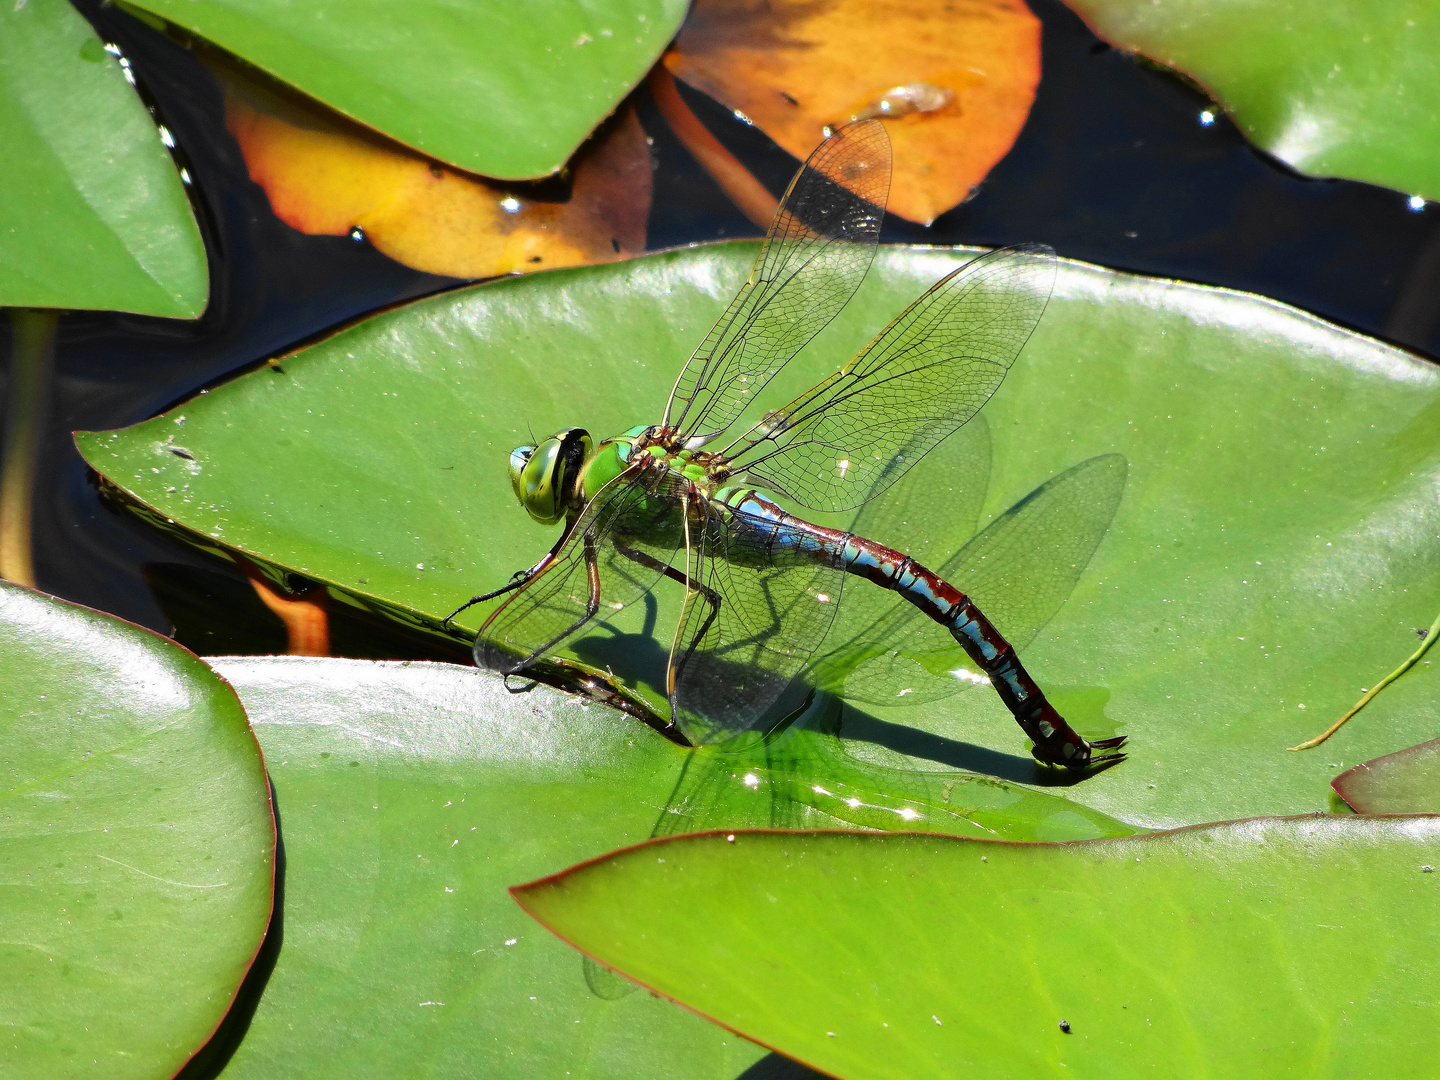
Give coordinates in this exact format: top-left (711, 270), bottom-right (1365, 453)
top-left (477, 468), bottom-right (690, 675)
top-left (837, 453), bottom-right (1128, 707)
top-left (668, 500), bottom-right (847, 744)
top-left (663, 120), bottom-right (890, 443)
top-left (730, 244), bottom-right (1057, 513)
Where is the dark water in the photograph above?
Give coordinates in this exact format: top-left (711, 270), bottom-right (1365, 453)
top-left (8, 0), bottom-right (1439, 644)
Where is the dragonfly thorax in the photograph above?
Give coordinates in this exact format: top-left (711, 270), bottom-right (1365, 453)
top-left (633, 425), bottom-right (736, 490)
top-left (517, 424), bottom-right (741, 510)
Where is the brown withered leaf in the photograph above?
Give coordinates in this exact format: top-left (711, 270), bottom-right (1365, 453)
top-left (666, 0), bottom-right (1041, 225)
top-left (207, 54), bottom-right (650, 279)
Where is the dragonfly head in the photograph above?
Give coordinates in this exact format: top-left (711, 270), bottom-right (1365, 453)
top-left (509, 428), bottom-right (593, 526)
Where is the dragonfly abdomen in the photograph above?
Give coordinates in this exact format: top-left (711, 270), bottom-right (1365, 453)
top-left (842, 535), bottom-right (1112, 767)
top-left (730, 491), bottom-right (1121, 768)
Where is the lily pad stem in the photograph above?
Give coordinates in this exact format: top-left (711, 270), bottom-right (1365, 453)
top-left (1, 309), bottom-right (58, 586)
top-left (1289, 608), bottom-right (1440, 750)
top-left (648, 65), bottom-right (778, 230)
top-left (233, 553), bottom-right (331, 655)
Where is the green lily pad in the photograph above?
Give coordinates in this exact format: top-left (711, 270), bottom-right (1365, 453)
top-left (207, 656), bottom-right (1122, 1078)
top-left (77, 243), bottom-right (1440, 825)
top-left (1333, 735), bottom-right (1440, 813)
top-left (0, 0), bottom-right (206, 315)
top-left (514, 818), bottom-right (1440, 1080)
top-left (0, 582), bottom-right (272, 1078)
top-left (119, 0), bottom-right (687, 180)
top-left (1063, 0), bottom-right (1440, 202)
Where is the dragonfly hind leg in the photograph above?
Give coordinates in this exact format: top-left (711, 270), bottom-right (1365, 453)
top-left (613, 542), bottom-right (723, 729)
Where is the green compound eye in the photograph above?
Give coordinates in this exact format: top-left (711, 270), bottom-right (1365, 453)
top-left (509, 429), bottom-right (591, 525)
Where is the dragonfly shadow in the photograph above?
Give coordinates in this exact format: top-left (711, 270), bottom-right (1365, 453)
top-left (566, 600), bottom-right (1113, 789)
top-left (569, 615), bottom-right (1095, 788)
top-left (837, 703), bottom-right (1085, 787)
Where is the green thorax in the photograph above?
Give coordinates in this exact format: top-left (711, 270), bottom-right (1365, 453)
top-left (511, 425), bottom-right (747, 527)
top-left (579, 424), bottom-right (735, 504)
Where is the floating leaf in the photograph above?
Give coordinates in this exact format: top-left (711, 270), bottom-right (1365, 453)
top-left (212, 55), bottom-right (650, 278)
top-left (665, 0), bottom-right (1042, 224)
top-left (0, 0), bottom-right (206, 314)
top-left (76, 244), bottom-right (1440, 825)
top-left (1063, 0), bottom-right (1440, 202)
top-left (121, 0), bottom-right (688, 179)
top-left (1333, 735), bottom-right (1440, 813)
top-left (208, 656), bottom-right (1122, 1078)
top-left (515, 818), bottom-right (1440, 1079)
top-left (0, 582), bottom-right (273, 1077)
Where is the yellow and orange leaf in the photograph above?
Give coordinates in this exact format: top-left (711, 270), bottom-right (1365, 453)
top-left (209, 55), bottom-right (650, 279)
top-left (666, 0), bottom-right (1041, 225)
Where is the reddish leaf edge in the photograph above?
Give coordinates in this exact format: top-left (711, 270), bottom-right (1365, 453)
top-left (510, 816), bottom-right (1440, 1080)
top-left (0, 581), bottom-right (280, 1080)
top-left (1333, 736), bottom-right (1440, 812)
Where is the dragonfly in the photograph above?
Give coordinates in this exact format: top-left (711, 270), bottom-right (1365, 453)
top-left (446, 119), bottom-right (1127, 770)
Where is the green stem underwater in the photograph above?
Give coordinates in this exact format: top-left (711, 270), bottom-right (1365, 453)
top-left (1, 309), bottom-right (57, 587)
top-left (1289, 608), bottom-right (1440, 750)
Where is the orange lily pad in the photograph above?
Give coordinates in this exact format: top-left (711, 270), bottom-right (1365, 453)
top-left (211, 55), bottom-right (650, 279)
top-left (665, 0), bottom-right (1041, 225)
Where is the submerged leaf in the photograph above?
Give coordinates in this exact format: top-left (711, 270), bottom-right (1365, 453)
top-left (666, 0), bottom-right (1042, 224)
top-left (213, 55), bottom-right (650, 278)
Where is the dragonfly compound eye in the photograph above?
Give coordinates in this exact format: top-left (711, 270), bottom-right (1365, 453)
top-left (510, 429), bottom-right (592, 526)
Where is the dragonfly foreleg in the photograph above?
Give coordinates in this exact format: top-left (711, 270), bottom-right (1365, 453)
top-left (441, 570), bottom-right (531, 629)
top-left (442, 531), bottom-right (573, 629)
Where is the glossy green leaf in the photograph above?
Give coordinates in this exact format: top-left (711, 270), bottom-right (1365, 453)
top-left (205, 657), bottom-right (1121, 1079)
top-left (1334, 735), bottom-right (1440, 812)
top-left (0, 582), bottom-right (272, 1078)
top-left (515, 819), bottom-right (1440, 1080)
top-left (77, 243), bottom-right (1440, 825)
top-left (1063, 0), bottom-right (1440, 202)
top-left (0, 0), bottom-right (206, 315)
top-left (119, 0), bottom-right (687, 180)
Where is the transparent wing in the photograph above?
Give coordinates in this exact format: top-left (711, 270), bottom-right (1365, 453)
top-left (476, 467), bottom-right (691, 674)
top-left (668, 500), bottom-right (847, 745)
top-left (663, 120), bottom-right (890, 443)
top-left (726, 244), bottom-right (1057, 513)
top-left (829, 413), bottom-right (992, 635)
top-left (832, 453), bottom-right (1128, 707)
